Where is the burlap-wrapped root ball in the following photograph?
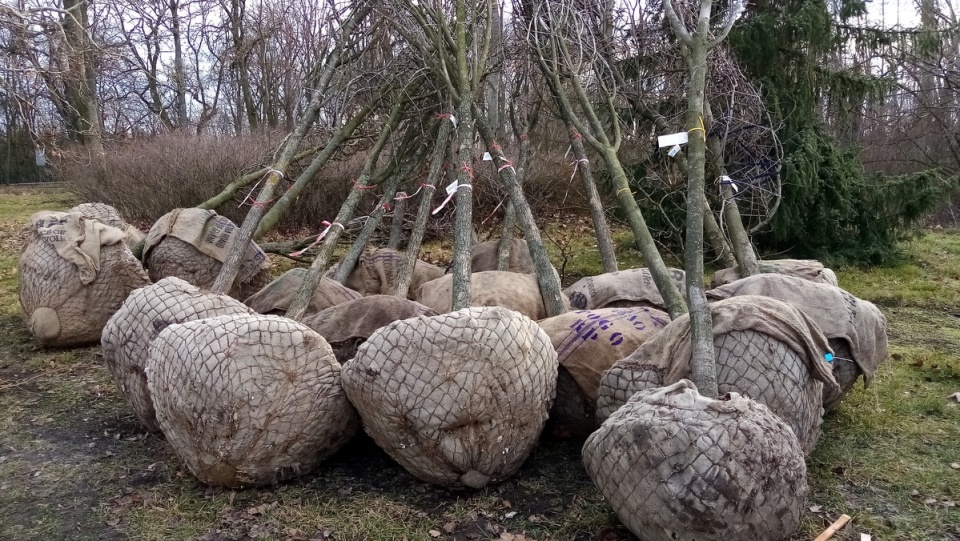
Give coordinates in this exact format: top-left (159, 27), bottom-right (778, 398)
top-left (102, 277), bottom-right (253, 433)
top-left (583, 380), bottom-right (808, 541)
top-left (596, 296), bottom-right (838, 454)
top-left (146, 314), bottom-right (359, 488)
top-left (142, 208), bottom-right (271, 300)
top-left (537, 307), bottom-right (670, 438)
top-left (342, 248), bottom-right (445, 299)
top-left (70, 202), bottom-right (145, 249)
top-left (302, 295), bottom-right (437, 364)
top-left (563, 267), bottom-right (686, 312)
top-left (706, 273), bottom-right (888, 412)
top-left (417, 270), bottom-right (569, 320)
top-left (19, 211), bottom-right (151, 347)
top-left (711, 259), bottom-right (838, 288)
top-left (471, 238), bottom-right (535, 273)
top-left (342, 307), bottom-right (558, 488)
top-left (244, 267), bottom-right (360, 316)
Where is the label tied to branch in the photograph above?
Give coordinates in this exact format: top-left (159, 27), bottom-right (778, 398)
top-left (658, 131), bottom-right (689, 148)
top-left (482, 152), bottom-right (493, 161)
top-left (290, 221), bottom-right (342, 257)
top-left (432, 180), bottom-right (460, 215)
top-left (668, 145), bottom-right (682, 157)
top-left (720, 175), bottom-right (739, 193)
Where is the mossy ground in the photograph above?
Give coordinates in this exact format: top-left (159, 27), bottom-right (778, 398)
top-left (1, 189), bottom-right (957, 540)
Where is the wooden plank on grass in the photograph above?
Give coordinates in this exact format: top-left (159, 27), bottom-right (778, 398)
top-left (814, 514), bottom-right (852, 541)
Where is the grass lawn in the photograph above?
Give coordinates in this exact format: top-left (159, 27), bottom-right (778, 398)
top-left (0, 188), bottom-right (957, 540)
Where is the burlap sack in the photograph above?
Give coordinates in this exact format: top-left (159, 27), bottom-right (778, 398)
top-left (147, 314), bottom-right (359, 488)
top-left (244, 268), bottom-right (360, 316)
top-left (583, 380), bottom-right (807, 541)
top-left (102, 277), bottom-right (253, 433)
top-left (710, 259), bottom-right (839, 288)
top-left (342, 248), bottom-right (444, 299)
top-left (417, 270), bottom-right (569, 320)
top-left (302, 295), bottom-right (438, 364)
top-left (142, 208), bottom-right (270, 299)
top-left (471, 238), bottom-right (535, 273)
top-left (70, 202), bottom-right (144, 249)
top-left (706, 273), bottom-right (888, 410)
top-left (537, 307), bottom-right (670, 438)
top-left (564, 267), bottom-right (686, 311)
top-left (342, 307), bottom-right (558, 488)
top-left (596, 296), bottom-right (839, 454)
top-left (19, 211), bottom-right (150, 347)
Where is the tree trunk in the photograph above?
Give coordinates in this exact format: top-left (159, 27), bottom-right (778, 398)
top-left (387, 196), bottom-right (407, 250)
top-left (394, 117), bottom-right (453, 299)
top-left (210, 4), bottom-right (372, 294)
top-left (284, 98), bottom-right (405, 321)
top-left (449, 0), bottom-right (475, 312)
top-left (704, 100), bottom-right (758, 276)
top-left (169, 0), bottom-right (189, 130)
top-left (254, 100), bottom-right (378, 239)
top-left (703, 197), bottom-right (737, 267)
top-left (605, 149), bottom-right (687, 318)
top-left (495, 129), bottom-right (534, 271)
top-left (333, 173), bottom-right (403, 283)
top-left (199, 144), bottom-right (325, 211)
top-left (61, 0), bottom-right (104, 159)
top-left (474, 111), bottom-right (566, 317)
top-left (495, 201), bottom-right (517, 270)
top-left (534, 36), bottom-right (686, 318)
top-left (664, 0), bottom-right (721, 398)
top-left (568, 128), bottom-right (618, 273)
top-left (229, 0), bottom-right (258, 132)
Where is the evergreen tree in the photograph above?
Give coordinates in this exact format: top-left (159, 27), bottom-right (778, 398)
top-left (730, 0), bottom-right (955, 264)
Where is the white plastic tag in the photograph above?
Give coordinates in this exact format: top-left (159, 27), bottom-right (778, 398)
top-left (482, 152), bottom-right (492, 161)
top-left (658, 131), bottom-right (689, 148)
top-left (445, 180), bottom-right (458, 195)
top-left (668, 145), bottom-right (681, 157)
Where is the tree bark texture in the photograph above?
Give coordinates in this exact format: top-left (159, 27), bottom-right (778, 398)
top-left (568, 129), bottom-right (618, 273)
top-left (394, 117), bottom-right (453, 299)
top-left (665, 0), bottom-right (719, 398)
top-left (210, 4), bottom-right (372, 293)
top-left (474, 111), bottom-right (566, 317)
top-left (449, 0), bottom-right (475, 312)
top-left (387, 196), bottom-right (407, 250)
top-left (534, 34), bottom-right (686, 318)
top-left (333, 173), bottom-right (402, 283)
top-left (61, 0), bottom-right (104, 158)
top-left (284, 97), bottom-right (404, 321)
top-left (703, 101), bottom-right (759, 277)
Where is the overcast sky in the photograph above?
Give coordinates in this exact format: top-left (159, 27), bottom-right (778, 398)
top-left (867, 0), bottom-right (922, 26)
